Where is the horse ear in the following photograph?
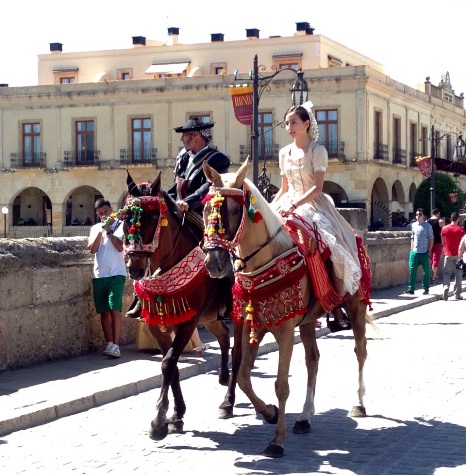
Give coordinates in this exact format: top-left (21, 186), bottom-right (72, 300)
top-left (232, 157), bottom-right (249, 188)
top-left (126, 170), bottom-right (141, 197)
top-left (149, 172), bottom-right (162, 196)
top-left (203, 161), bottom-right (223, 186)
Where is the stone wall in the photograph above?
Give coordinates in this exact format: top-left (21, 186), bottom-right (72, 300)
top-left (0, 226), bottom-right (425, 371)
top-left (0, 238), bottom-right (137, 370)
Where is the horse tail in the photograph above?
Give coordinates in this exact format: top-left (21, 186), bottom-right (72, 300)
top-left (365, 312), bottom-right (384, 340)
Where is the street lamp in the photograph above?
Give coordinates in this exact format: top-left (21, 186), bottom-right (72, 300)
top-left (1, 206), bottom-right (8, 238)
top-left (250, 54), bottom-right (309, 185)
top-left (456, 134), bottom-right (466, 161)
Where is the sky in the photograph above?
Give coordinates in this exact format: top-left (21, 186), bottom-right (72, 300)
top-left (1, 0), bottom-right (466, 99)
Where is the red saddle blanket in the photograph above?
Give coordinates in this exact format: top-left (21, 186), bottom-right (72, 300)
top-left (283, 214), bottom-right (372, 312)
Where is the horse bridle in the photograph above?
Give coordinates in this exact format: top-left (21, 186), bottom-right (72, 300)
top-left (203, 185), bottom-right (282, 270)
top-left (122, 194), bottom-right (185, 274)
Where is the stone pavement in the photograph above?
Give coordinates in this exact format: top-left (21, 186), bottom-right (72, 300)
top-left (0, 281), bottom-right (461, 438)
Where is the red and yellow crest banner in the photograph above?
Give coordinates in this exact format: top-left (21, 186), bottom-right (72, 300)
top-left (230, 86), bottom-right (253, 125)
top-left (415, 156), bottom-right (435, 178)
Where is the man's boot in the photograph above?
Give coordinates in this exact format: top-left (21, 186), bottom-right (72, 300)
top-left (125, 295), bottom-right (142, 319)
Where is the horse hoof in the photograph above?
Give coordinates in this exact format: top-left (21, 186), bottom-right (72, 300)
top-left (168, 420), bottom-right (184, 434)
top-left (350, 405), bottom-right (366, 417)
top-left (292, 420), bottom-right (311, 434)
top-left (263, 405), bottom-right (279, 425)
top-left (262, 442), bottom-right (284, 458)
top-left (148, 423), bottom-right (169, 441)
top-left (218, 406), bottom-right (234, 419)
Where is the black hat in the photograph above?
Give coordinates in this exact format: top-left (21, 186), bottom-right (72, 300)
top-left (174, 117), bottom-right (215, 133)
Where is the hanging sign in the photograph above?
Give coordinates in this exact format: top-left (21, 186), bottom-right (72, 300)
top-left (230, 85), bottom-right (253, 125)
top-left (415, 156), bottom-right (436, 178)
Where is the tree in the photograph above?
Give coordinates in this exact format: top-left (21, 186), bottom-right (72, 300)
top-left (414, 173), bottom-right (465, 217)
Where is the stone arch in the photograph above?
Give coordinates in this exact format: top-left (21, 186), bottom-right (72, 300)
top-left (11, 187), bottom-right (52, 226)
top-left (65, 185), bottom-right (103, 226)
top-left (323, 180), bottom-right (349, 206)
top-left (370, 178), bottom-right (390, 229)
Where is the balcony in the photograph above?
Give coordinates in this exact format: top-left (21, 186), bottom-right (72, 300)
top-left (119, 148), bottom-right (157, 166)
top-left (239, 144), bottom-right (280, 162)
top-left (320, 140), bottom-right (346, 159)
top-left (63, 150), bottom-right (100, 168)
top-left (373, 143), bottom-right (388, 160)
top-left (392, 148), bottom-right (407, 165)
top-left (10, 152), bottom-right (46, 169)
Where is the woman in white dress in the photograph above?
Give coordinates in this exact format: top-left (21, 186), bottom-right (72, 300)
top-left (272, 102), bottom-right (362, 305)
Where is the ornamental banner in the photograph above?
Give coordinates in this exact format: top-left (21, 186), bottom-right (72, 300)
top-left (415, 155), bottom-right (436, 178)
top-left (230, 85), bottom-right (253, 125)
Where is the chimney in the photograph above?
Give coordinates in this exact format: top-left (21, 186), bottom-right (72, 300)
top-left (132, 36), bottom-right (146, 47)
top-left (49, 43), bottom-right (63, 53)
top-left (246, 28), bottom-right (260, 39)
top-left (0, 84), bottom-right (8, 88)
top-left (167, 27), bottom-right (180, 45)
top-left (295, 22), bottom-right (314, 35)
top-left (211, 33), bottom-right (224, 42)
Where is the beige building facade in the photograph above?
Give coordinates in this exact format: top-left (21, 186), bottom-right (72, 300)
top-left (1, 21), bottom-right (465, 235)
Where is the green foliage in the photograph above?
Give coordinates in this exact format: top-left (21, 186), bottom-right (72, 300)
top-left (414, 173), bottom-right (464, 216)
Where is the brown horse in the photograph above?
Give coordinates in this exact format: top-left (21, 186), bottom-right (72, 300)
top-left (122, 171), bottom-right (242, 440)
top-left (201, 159), bottom-right (371, 458)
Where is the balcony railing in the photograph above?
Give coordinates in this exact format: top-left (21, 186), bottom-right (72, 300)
top-left (239, 144), bottom-right (280, 162)
top-left (392, 148), bottom-right (407, 165)
top-left (10, 152), bottom-right (46, 169)
top-left (373, 143), bottom-right (388, 160)
top-left (119, 148), bottom-right (157, 165)
top-left (409, 152), bottom-right (419, 167)
top-left (63, 150), bottom-right (100, 167)
top-left (319, 140), bottom-right (346, 159)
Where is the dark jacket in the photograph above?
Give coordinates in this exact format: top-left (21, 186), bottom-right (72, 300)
top-left (168, 146), bottom-right (230, 213)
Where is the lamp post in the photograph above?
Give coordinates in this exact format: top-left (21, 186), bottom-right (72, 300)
top-left (250, 54), bottom-right (309, 185)
top-left (430, 125), bottom-right (436, 212)
top-left (1, 206), bottom-right (8, 238)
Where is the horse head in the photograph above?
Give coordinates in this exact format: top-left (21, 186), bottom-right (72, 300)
top-left (123, 170), bottom-right (190, 280)
top-left (202, 159), bottom-right (289, 277)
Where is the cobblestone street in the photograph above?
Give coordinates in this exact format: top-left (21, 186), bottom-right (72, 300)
top-left (1, 300), bottom-right (466, 474)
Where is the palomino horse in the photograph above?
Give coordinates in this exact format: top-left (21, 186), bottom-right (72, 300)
top-left (122, 171), bottom-right (242, 440)
top-left (201, 160), bottom-right (372, 458)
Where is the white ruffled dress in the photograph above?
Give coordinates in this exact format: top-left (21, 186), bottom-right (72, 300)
top-left (275, 141), bottom-right (362, 296)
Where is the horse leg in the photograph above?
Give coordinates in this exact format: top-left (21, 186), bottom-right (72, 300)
top-left (203, 318), bottom-right (231, 386)
top-left (148, 323), bottom-right (195, 440)
top-left (345, 294), bottom-right (368, 417)
top-left (237, 321), bottom-right (295, 458)
top-left (292, 320), bottom-right (320, 435)
top-left (217, 320), bottom-right (243, 419)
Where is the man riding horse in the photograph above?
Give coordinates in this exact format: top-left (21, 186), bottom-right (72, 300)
top-left (126, 117), bottom-right (233, 320)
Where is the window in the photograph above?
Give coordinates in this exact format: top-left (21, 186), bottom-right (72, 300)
top-left (53, 68), bottom-right (78, 84)
top-left (393, 117), bottom-right (402, 163)
top-left (258, 112), bottom-right (274, 159)
top-left (118, 69), bottom-right (132, 80)
top-left (76, 120), bottom-right (95, 162)
top-left (22, 123), bottom-right (41, 166)
top-left (316, 109), bottom-right (338, 157)
top-left (210, 63), bottom-right (227, 75)
top-left (373, 110), bottom-right (386, 160)
top-left (132, 118), bottom-right (152, 162)
top-left (410, 123), bottom-right (418, 165)
top-left (421, 126), bottom-right (428, 156)
top-left (272, 54), bottom-right (302, 71)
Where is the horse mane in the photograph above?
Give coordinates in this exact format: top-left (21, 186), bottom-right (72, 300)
top-left (243, 178), bottom-right (294, 249)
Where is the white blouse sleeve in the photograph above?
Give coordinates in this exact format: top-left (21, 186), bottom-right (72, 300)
top-left (311, 143), bottom-right (328, 172)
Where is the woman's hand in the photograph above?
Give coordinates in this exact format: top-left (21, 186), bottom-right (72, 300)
top-left (279, 202), bottom-right (297, 218)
